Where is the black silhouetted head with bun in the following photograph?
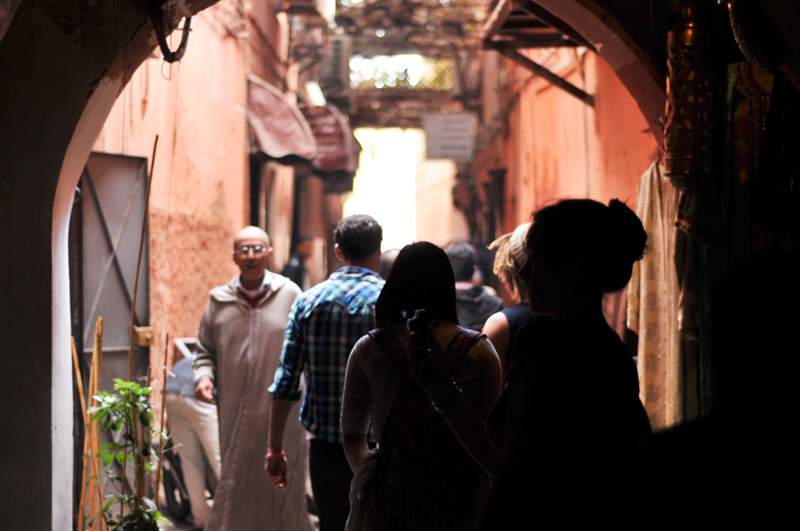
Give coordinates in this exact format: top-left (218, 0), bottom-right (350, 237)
top-left (523, 199), bottom-right (646, 318)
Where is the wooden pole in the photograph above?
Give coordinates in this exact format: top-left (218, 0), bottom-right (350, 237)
top-left (154, 334), bottom-right (169, 505)
top-left (93, 319), bottom-right (105, 530)
top-left (74, 337), bottom-right (89, 530)
top-left (121, 135), bottom-right (158, 518)
top-left (489, 42), bottom-right (595, 107)
top-left (128, 135), bottom-right (159, 380)
top-left (88, 318), bottom-right (105, 529)
top-left (72, 337), bottom-right (88, 424)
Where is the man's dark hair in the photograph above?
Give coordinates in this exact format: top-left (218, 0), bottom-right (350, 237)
top-left (334, 214), bottom-right (383, 261)
top-left (444, 242), bottom-right (475, 282)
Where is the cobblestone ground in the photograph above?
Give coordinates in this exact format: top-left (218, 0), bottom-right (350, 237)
top-left (159, 516), bottom-right (199, 531)
top-left (156, 487), bottom-right (202, 531)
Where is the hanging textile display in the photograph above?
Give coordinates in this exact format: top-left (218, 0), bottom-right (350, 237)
top-left (627, 161), bottom-right (683, 429)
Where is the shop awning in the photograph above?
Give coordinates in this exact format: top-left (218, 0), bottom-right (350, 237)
top-left (300, 104), bottom-right (361, 174)
top-left (248, 77), bottom-right (317, 163)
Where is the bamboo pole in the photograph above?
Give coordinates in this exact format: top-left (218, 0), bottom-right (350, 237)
top-left (128, 135), bottom-right (159, 380)
top-left (74, 337), bottom-right (89, 530)
top-left (79, 435), bottom-right (89, 528)
top-left (133, 368), bottom-right (152, 504)
top-left (154, 334), bottom-right (169, 505)
top-left (85, 318), bottom-right (105, 530)
top-left (88, 385), bottom-right (96, 519)
top-left (120, 135), bottom-right (158, 519)
top-left (72, 337), bottom-right (88, 424)
top-left (120, 136), bottom-right (159, 518)
top-left (93, 319), bottom-right (106, 531)
top-left (89, 319), bottom-right (101, 526)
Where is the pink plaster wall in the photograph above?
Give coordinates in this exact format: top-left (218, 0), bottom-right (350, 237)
top-left (94, 11), bottom-right (248, 342)
top-left (527, 58), bottom-right (593, 207)
top-left (248, 0), bottom-right (286, 86)
top-left (589, 56), bottom-right (660, 204)
top-left (475, 50), bottom-right (659, 236)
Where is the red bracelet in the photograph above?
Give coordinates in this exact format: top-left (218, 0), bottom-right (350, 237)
top-left (265, 451), bottom-right (286, 461)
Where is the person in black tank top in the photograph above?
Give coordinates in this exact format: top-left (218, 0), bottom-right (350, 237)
top-left (484, 223), bottom-right (535, 373)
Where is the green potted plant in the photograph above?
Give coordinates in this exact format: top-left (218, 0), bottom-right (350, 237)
top-left (88, 378), bottom-right (165, 530)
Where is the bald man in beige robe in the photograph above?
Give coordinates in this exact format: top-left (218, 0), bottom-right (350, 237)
top-left (194, 227), bottom-right (310, 530)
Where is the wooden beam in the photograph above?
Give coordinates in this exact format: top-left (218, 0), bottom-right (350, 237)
top-left (491, 36), bottom-right (581, 49)
top-left (490, 42), bottom-right (594, 106)
top-left (481, 0), bottom-right (513, 42)
top-left (517, 0), bottom-right (595, 50)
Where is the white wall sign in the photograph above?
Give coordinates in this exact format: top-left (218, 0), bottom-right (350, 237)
top-left (424, 113), bottom-right (474, 161)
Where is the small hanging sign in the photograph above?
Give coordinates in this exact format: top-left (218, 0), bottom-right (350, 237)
top-left (424, 113), bottom-right (474, 161)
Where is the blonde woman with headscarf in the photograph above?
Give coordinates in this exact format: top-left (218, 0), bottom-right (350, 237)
top-left (483, 223), bottom-right (534, 373)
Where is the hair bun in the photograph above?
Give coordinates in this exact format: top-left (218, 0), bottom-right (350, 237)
top-left (607, 199), bottom-right (647, 263)
top-left (595, 199), bottom-right (646, 293)
top-left (531, 198), bottom-right (647, 294)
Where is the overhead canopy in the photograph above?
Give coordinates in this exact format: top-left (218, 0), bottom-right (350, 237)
top-left (481, 0), bottom-right (593, 50)
top-left (481, 0), bottom-right (595, 106)
top-left (248, 77), bottom-right (317, 163)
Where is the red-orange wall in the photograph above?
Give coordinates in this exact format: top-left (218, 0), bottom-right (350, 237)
top-left (590, 56), bottom-right (661, 204)
top-left (474, 50), bottom-right (659, 235)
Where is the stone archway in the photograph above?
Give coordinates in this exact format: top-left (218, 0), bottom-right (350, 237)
top-left (533, 0), bottom-right (668, 145)
top-left (0, 1), bottom-right (218, 527)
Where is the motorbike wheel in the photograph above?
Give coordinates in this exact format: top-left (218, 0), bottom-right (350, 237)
top-left (162, 451), bottom-right (191, 521)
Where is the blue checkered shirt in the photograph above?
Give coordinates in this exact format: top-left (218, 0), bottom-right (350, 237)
top-left (269, 266), bottom-right (384, 443)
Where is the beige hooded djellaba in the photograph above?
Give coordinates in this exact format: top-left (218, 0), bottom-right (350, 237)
top-left (194, 272), bottom-right (310, 531)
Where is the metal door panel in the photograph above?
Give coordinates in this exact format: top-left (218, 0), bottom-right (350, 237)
top-left (81, 152), bottom-right (150, 389)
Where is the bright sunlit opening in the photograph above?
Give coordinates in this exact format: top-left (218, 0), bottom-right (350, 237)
top-left (343, 129), bottom-right (421, 251)
top-left (350, 54), bottom-right (423, 88)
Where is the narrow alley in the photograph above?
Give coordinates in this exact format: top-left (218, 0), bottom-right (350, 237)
top-left (0, 0), bottom-right (795, 529)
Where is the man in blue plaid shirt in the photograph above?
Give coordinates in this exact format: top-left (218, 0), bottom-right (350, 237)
top-left (267, 214), bottom-right (384, 531)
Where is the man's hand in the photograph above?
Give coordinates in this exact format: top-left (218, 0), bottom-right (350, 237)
top-left (265, 453), bottom-right (289, 488)
top-left (267, 399), bottom-right (294, 488)
top-left (194, 378), bottom-right (215, 403)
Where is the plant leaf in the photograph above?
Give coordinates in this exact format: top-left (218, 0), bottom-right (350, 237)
top-left (142, 497), bottom-right (157, 512)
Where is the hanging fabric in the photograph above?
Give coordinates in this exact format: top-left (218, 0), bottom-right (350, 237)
top-left (627, 161), bottom-right (683, 429)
